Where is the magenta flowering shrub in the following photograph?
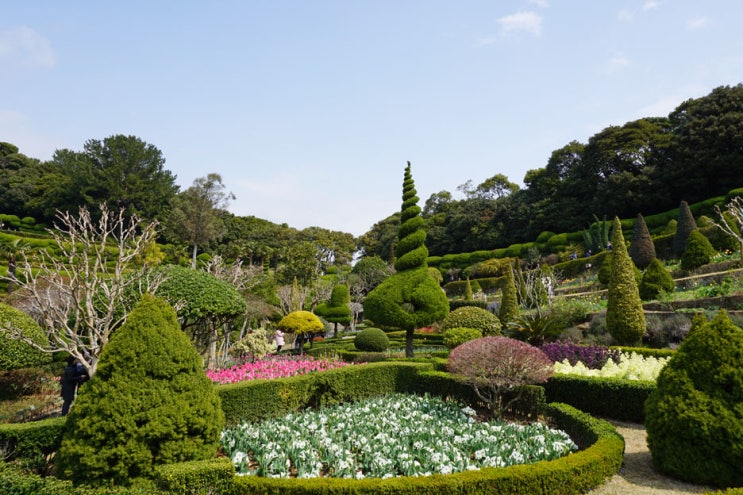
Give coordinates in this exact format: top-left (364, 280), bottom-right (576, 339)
top-left (540, 341), bottom-right (621, 369)
top-left (206, 356), bottom-right (352, 384)
top-left (448, 336), bottom-right (553, 418)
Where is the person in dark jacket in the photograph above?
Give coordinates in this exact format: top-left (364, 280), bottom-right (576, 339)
top-left (61, 356), bottom-right (88, 415)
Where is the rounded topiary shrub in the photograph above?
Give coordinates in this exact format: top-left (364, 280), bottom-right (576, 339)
top-left (639, 258), bottom-right (675, 301)
top-left (354, 327), bottom-right (389, 352)
top-left (0, 303), bottom-right (52, 372)
top-left (442, 327), bottom-right (482, 349)
top-left (680, 229), bottom-right (716, 271)
top-left (443, 306), bottom-right (502, 336)
top-left (645, 311), bottom-right (743, 488)
top-left (57, 294), bottom-right (224, 487)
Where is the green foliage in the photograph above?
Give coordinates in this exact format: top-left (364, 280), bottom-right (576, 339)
top-left (581, 215), bottom-right (611, 253)
top-left (442, 327), bottom-right (483, 349)
top-left (230, 328), bottom-right (273, 361)
top-left (56, 295), bottom-right (224, 487)
top-left (0, 303), bottom-right (52, 371)
top-left (645, 311), bottom-right (743, 487)
top-left (628, 213), bottom-right (656, 269)
top-left (498, 263), bottom-right (520, 325)
top-left (639, 258), bottom-right (675, 300)
top-left (597, 252), bottom-right (613, 285)
top-left (673, 200), bottom-right (698, 257)
top-left (442, 306), bottom-right (502, 336)
top-left (680, 229), bottom-right (716, 270)
top-left (506, 314), bottom-right (561, 346)
top-left (353, 327), bottom-right (390, 352)
top-left (463, 277), bottom-right (474, 301)
top-left (606, 217), bottom-right (646, 346)
top-left (277, 311), bottom-right (324, 336)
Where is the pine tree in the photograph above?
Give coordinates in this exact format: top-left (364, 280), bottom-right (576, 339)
top-left (680, 229), bottom-right (716, 271)
top-left (57, 295), bottom-right (224, 487)
top-left (498, 262), bottom-right (520, 326)
top-left (673, 201), bottom-right (697, 258)
top-left (639, 258), bottom-right (675, 300)
top-left (464, 278), bottom-right (474, 301)
top-left (629, 213), bottom-right (656, 269)
top-left (364, 162), bottom-right (449, 357)
top-left (606, 217), bottom-right (646, 345)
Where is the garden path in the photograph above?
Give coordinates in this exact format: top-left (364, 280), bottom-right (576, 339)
top-left (587, 421), bottom-right (715, 495)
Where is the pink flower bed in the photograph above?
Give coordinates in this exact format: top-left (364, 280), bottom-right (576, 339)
top-left (206, 356), bottom-right (353, 384)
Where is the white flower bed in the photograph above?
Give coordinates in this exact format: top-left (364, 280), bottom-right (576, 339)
top-left (553, 352), bottom-right (669, 381)
top-left (221, 394), bottom-right (577, 479)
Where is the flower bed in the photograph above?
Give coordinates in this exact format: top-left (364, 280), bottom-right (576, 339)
top-left (207, 356), bottom-right (353, 384)
top-left (553, 351), bottom-right (669, 381)
top-left (221, 394), bottom-right (577, 479)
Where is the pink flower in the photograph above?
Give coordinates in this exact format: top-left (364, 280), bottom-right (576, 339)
top-left (206, 356), bottom-right (354, 384)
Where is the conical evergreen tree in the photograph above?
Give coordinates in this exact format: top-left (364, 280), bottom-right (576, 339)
top-left (606, 217), bottom-right (646, 345)
top-left (464, 277), bottom-right (474, 302)
top-left (498, 262), bottom-right (520, 326)
top-left (673, 201), bottom-right (697, 258)
top-left (639, 258), bottom-right (675, 300)
top-left (364, 162), bottom-right (449, 357)
top-left (57, 294), bottom-right (224, 487)
top-left (629, 213), bottom-right (656, 269)
top-left (680, 229), bottom-right (716, 271)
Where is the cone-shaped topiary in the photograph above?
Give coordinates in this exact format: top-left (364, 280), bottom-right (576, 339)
top-left (442, 306), bottom-right (502, 336)
top-left (56, 294), bottom-right (224, 487)
top-left (364, 162), bottom-right (449, 357)
top-left (314, 284), bottom-right (352, 338)
top-left (680, 229), bottom-right (716, 271)
top-left (639, 258), bottom-right (675, 300)
top-left (353, 327), bottom-right (389, 352)
top-left (645, 311), bottom-right (743, 488)
top-left (498, 262), bottom-right (520, 326)
top-left (673, 200), bottom-right (697, 258)
top-left (0, 303), bottom-right (52, 371)
top-left (463, 278), bottom-right (474, 302)
top-left (606, 217), bottom-right (646, 346)
top-left (629, 213), bottom-right (656, 269)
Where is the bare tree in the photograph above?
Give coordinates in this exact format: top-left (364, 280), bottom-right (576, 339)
top-left (714, 196), bottom-right (743, 268)
top-left (1, 204), bottom-right (163, 377)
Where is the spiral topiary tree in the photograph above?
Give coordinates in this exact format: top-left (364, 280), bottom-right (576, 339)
top-left (364, 162), bottom-right (449, 357)
top-left (314, 284), bottom-right (352, 338)
top-left (645, 311), bottom-right (743, 488)
top-left (606, 217), bottom-right (646, 346)
top-left (56, 294), bottom-right (224, 487)
top-left (673, 200), bottom-right (697, 258)
top-left (628, 213), bottom-right (656, 269)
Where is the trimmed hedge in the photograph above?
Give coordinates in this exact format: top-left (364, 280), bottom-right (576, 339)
top-left (0, 416), bottom-right (66, 472)
top-left (543, 374), bottom-right (656, 422)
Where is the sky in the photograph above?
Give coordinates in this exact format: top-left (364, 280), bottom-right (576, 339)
top-left (2, 1), bottom-right (742, 237)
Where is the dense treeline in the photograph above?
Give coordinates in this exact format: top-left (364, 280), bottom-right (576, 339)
top-left (361, 84), bottom-right (743, 260)
top-left (3, 84), bottom-right (743, 265)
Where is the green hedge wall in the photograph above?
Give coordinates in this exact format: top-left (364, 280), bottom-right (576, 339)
top-left (543, 374), bottom-right (656, 422)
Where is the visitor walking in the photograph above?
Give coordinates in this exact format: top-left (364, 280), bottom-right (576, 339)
top-left (61, 356), bottom-right (88, 416)
top-left (274, 329), bottom-right (285, 353)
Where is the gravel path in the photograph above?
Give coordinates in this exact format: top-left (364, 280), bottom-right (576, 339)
top-left (586, 421), bottom-right (715, 495)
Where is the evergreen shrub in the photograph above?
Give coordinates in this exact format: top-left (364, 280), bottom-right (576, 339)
top-left (645, 311), bottom-right (743, 487)
top-left (442, 306), bottom-right (501, 336)
top-left (639, 258), bottom-right (675, 300)
top-left (673, 200), bottom-right (697, 258)
top-left (442, 327), bottom-right (482, 349)
top-left (680, 229), bottom-right (716, 270)
top-left (57, 295), bottom-right (224, 487)
top-left (354, 328), bottom-right (389, 352)
top-left (628, 213), bottom-right (656, 269)
top-left (0, 303), bottom-right (52, 372)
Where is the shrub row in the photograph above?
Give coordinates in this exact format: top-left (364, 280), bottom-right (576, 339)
top-left (542, 374), bottom-right (656, 422)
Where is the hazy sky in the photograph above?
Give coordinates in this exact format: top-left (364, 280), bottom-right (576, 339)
top-left (2, 1), bottom-right (742, 236)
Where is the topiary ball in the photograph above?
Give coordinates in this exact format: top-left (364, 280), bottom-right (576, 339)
top-left (644, 311), bottom-right (743, 488)
top-left (354, 328), bottom-right (390, 352)
top-left (442, 327), bottom-right (482, 349)
top-left (442, 306), bottom-right (502, 336)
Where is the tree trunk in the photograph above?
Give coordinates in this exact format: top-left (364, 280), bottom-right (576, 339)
top-left (333, 322), bottom-right (338, 338)
top-left (207, 322), bottom-right (218, 369)
top-left (405, 328), bottom-right (414, 358)
top-left (191, 243), bottom-right (198, 269)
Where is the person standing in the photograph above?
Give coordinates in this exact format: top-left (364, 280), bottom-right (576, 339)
top-left (274, 329), bottom-right (285, 353)
top-left (61, 356), bottom-right (88, 416)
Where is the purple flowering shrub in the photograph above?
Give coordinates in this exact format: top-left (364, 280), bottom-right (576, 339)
top-left (448, 336), bottom-right (553, 418)
top-left (539, 341), bottom-right (620, 369)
